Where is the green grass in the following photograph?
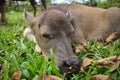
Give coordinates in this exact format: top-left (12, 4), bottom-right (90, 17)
top-left (0, 11), bottom-right (62, 80)
top-left (0, 10), bottom-right (120, 80)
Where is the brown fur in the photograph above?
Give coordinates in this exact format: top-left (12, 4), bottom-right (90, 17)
top-left (24, 4), bottom-right (120, 73)
top-left (47, 4), bottom-right (120, 42)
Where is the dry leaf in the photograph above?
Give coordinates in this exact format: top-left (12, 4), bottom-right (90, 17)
top-left (12, 70), bottom-right (22, 80)
top-left (96, 56), bottom-right (120, 71)
top-left (110, 61), bottom-right (120, 72)
top-left (81, 58), bottom-right (94, 73)
top-left (89, 74), bottom-right (112, 80)
top-left (82, 58), bottom-right (94, 68)
top-left (81, 56), bottom-right (120, 73)
top-left (47, 75), bottom-right (62, 80)
top-left (74, 43), bottom-right (96, 55)
top-left (38, 74), bottom-right (62, 80)
top-left (106, 32), bottom-right (120, 43)
top-left (96, 56), bottom-right (117, 65)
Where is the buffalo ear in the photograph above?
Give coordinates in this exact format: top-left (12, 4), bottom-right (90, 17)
top-left (24, 9), bottom-right (34, 25)
top-left (65, 10), bottom-right (73, 22)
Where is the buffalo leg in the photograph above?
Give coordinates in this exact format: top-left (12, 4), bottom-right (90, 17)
top-left (41, 0), bottom-right (47, 10)
top-left (29, 0), bottom-right (37, 16)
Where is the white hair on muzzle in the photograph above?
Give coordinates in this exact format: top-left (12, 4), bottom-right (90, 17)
top-left (23, 27), bottom-right (41, 53)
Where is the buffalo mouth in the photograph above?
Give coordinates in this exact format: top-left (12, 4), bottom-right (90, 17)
top-left (58, 57), bottom-right (81, 74)
top-left (41, 49), bottom-right (81, 74)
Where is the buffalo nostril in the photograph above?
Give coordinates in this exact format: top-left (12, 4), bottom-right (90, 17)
top-left (65, 57), bottom-right (80, 67)
top-left (59, 57), bottom-right (81, 73)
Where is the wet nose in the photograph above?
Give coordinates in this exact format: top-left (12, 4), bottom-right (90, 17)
top-left (65, 57), bottom-right (80, 67)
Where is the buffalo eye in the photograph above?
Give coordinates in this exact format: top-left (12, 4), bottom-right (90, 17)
top-left (42, 34), bottom-right (55, 39)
